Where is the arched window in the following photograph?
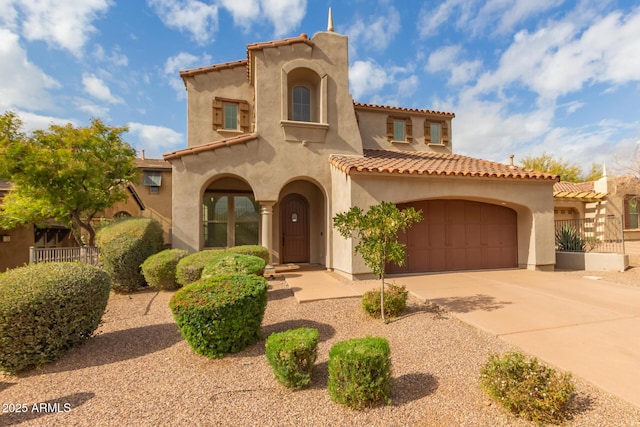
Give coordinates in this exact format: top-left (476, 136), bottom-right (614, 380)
top-left (292, 86), bottom-right (311, 122)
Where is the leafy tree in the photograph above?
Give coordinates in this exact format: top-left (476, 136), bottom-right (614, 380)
top-left (520, 152), bottom-right (603, 182)
top-left (0, 111), bottom-right (140, 246)
top-left (333, 201), bottom-right (422, 322)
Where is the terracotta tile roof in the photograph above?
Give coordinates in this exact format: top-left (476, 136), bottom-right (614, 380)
top-left (136, 158), bottom-right (172, 170)
top-left (553, 181), bottom-right (605, 201)
top-left (354, 102), bottom-right (455, 118)
top-left (179, 60), bottom-right (248, 79)
top-left (247, 33), bottom-right (313, 82)
top-left (329, 149), bottom-right (559, 181)
top-left (163, 133), bottom-right (258, 161)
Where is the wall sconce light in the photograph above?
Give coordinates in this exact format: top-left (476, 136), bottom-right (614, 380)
top-left (1, 235), bottom-right (10, 243)
top-left (291, 213), bottom-right (298, 223)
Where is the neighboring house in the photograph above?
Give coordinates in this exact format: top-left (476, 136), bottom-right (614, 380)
top-left (554, 174), bottom-right (640, 241)
top-left (0, 180), bottom-right (78, 272)
top-left (98, 156), bottom-right (173, 244)
top-left (164, 24), bottom-right (558, 279)
top-left (0, 157), bottom-right (173, 272)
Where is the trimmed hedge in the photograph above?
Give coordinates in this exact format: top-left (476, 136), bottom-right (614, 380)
top-left (328, 336), bottom-right (392, 409)
top-left (175, 249), bottom-right (224, 286)
top-left (265, 327), bottom-right (319, 389)
top-left (480, 352), bottom-right (575, 424)
top-left (227, 245), bottom-right (270, 265)
top-left (141, 248), bottom-right (189, 290)
top-left (0, 262), bottom-right (111, 374)
top-left (96, 217), bottom-right (165, 293)
top-left (201, 253), bottom-right (265, 278)
top-left (362, 283), bottom-right (409, 318)
top-left (169, 274), bottom-right (268, 358)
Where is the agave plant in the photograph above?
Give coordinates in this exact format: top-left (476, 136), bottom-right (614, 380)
top-left (555, 225), bottom-right (586, 252)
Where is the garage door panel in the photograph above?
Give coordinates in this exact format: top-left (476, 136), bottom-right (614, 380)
top-left (395, 199), bottom-right (517, 274)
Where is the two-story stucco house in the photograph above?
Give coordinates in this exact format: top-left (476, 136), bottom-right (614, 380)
top-left (164, 25), bottom-right (558, 279)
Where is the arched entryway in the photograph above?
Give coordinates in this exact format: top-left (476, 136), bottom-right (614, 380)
top-left (388, 199), bottom-right (518, 274)
top-left (280, 193), bottom-right (310, 263)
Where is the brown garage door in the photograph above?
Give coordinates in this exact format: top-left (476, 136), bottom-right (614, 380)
top-left (388, 200), bottom-right (517, 274)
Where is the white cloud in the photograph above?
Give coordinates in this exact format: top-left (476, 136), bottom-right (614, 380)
top-left (0, 1), bottom-right (19, 30)
top-left (349, 60), bottom-right (390, 100)
top-left (14, 0), bottom-right (112, 56)
top-left (346, 4), bottom-right (401, 55)
top-left (426, 45), bottom-right (482, 86)
top-left (260, 0), bottom-right (306, 37)
top-left (127, 122), bottom-right (184, 158)
top-left (218, 0), bottom-right (259, 28)
top-left (163, 52), bottom-right (212, 98)
top-left (93, 44), bottom-right (128, 67)
top-left (14, 110), bottom-right (77, 133)
top-left (0, 28), bottom-right (60, 112)
top-left (82, 73), bottom-right (123, 104)
top-left (148, 0), bottom-right (218, 45)
top-left (75, 98), bottom-right (110, 118)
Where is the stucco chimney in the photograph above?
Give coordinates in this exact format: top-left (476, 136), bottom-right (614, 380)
top-left (509, 154), bottom-right (514, 167)
top-left (141, 149), bottom-right (145, 160)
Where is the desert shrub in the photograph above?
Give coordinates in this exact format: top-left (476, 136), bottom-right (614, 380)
top-left (201, 253), bottom-right (265, 278)
top-left (175, 249), bottom-right (225, 286)
top-left (169, 273), bottom-right (268, 358)
top-left (555, 225), bottom-right (586, 252)
top-left (265, 328), bottom-right (319, 389)
top-left (480, 352), bottom-right (575, 424)
top-left (227, 245), bottom-right (270, 265)
top-left (328, 336), bottom-right (392, 409)
top-left (361, 283), bottom-right (409, 318)
top-left (0, 262), bottom-right (111, 374)
top-left (96, 217), bottom-right (165, 293)
top-left (141, 248), bottom-right (189, 291)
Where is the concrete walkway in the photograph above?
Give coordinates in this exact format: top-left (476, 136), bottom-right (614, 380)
top-left (283, 268), bottom-right (640, 409)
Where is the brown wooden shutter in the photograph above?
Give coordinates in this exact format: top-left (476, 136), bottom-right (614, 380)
top-left (424, 121), bottom-right (431, 144)
top-left (442, 121), bottom-right (450, 145)
top-left (406, 118), bottom-right (413, 142)
top-left (239, 102), bottom-right (250, 133)
top-left (212, 99), bottom-right (223, 129)
top-left (386, 116), bottom-right (394, 141)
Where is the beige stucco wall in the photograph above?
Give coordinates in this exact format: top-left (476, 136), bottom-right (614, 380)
top-left (330, 172), bottom-right (556, 278)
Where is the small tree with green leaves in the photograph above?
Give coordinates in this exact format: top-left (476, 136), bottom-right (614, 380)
top-left (333, 201), bottom-right (422, 322)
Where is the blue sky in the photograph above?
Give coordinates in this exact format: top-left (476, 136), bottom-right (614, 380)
top-left (1, 0), bottom-right (639, 175)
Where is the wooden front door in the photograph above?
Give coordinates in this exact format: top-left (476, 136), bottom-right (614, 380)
top-left (281, 194), bottom-right (310, 263)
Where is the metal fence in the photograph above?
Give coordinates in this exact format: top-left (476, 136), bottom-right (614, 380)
top-left (555, 216), bottom-right (624, 254)
top-left (29, 246), bottom-right (101, 266)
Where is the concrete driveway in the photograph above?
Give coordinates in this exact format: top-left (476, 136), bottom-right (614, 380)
top-left (392, 269), bottom-right (640, 409)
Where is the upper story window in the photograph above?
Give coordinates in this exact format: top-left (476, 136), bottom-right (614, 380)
top-left (425, 120), bottom-right (449, 145)
top-left (213, 97), bottom-right (250, 133)
top-left (143, 171), bottom-right (162, 195)
top-left (292, 86), bottom-right (311, 122)
top-left (386, 116), bottom-right (412, 143)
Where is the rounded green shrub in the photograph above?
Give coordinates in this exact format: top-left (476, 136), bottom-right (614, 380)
top-left (265, 327), bottom-right (319, 389)
top-left (95, 217), bottom-right (165, 293)
top-left (175, 249), bottom-right (225, 286)
top-left (362, 283), bottom-right (409, 318)
top-left (141, 248), bottom-right (189, 290)
top-left (0, 262), bottom-right (111, 374)
top-left (201, 253), bottom-right (265, 278)
top-left (480, 352), bottom-right (575, 424)
top-left (226, 245), bottom-right (270, 265)
top-left (169, 274), bottom-right (268, 359)
top-left (328, 336), bottom-right (392, 409)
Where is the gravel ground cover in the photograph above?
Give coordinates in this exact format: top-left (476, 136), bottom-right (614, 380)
top-left (1, 277), bottom-right (640, 426)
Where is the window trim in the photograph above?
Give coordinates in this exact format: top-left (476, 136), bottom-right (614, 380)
top-left (625, 196), bottom-right (639, 229)
top-left (202, 192), bottom-right (260, 248)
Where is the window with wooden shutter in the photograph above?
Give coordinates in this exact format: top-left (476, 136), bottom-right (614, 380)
top-left (213, 97), bottom-right (250, 133)
top-left (387, 116), bottom-right (411, 142)
top-left (425, 120), bottom-right (448, 145)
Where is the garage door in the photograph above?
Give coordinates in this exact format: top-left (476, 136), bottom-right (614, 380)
top-left (388, 200), bottom-right (517, 274)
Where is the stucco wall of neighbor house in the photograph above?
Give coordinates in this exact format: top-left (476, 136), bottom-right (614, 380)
top-left (0, 225), bottom-right (32, 272)
top-left (356, 108), bottom-right (453, 154)
top-left (329, 164), bottom-right (355, 275)
top-left (329, 173), bottom-right (556, 278)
